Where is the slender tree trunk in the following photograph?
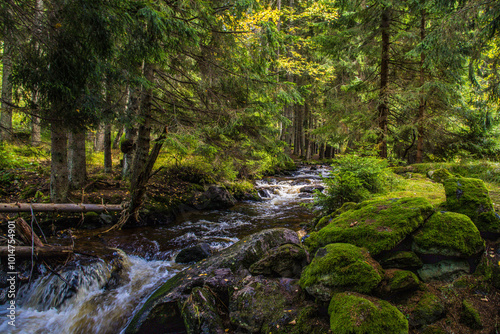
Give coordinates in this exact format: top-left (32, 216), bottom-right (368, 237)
top-left (378, 7), bottom-right (391, 159)
top-left (94, 124), bottom-right (105, 152)
top-left (122, 86), bottom-right (140, 180)
top-left (31, 0), bottom-right (43, 146)
top-left (68, 129), bottom-right (87, 189)
top-left (1, 34), bottom-right (13, 141)
top-left (31, 91), bottom-right (42, 146)
top-left (131, 63), bottom-right (154, 188)
top-left (50, 121), bottom-right (69, 203)
top-left (416, 9), bottom-right (426, 164)
top-left (113, 126), bottom-right (123, 149)
top-left (104, 123), bottom-right (112, 173)
top-left (319, 143), bottom-right (325, 160)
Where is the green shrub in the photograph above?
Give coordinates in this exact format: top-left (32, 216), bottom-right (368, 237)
top-left (314, 154), bottom-right (391, 213)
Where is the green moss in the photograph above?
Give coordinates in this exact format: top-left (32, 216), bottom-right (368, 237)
top-left (460, 299), bottom-right (482, 329)
top-left (388, 270), bottom-right (420, 292)
top-left (305, 197), bottom-right (434, 256)
top-left (315, 202), bottom-right (358, 231)
top-left (328, 292), bottom-right (409, 334)
top-left (412, 211), bottom-right (485, 257)
top-left (421, 325), bottom-right (447, 334)
top-left (429, 168), bottom-right (453, 183)
top-left (443, 177), bottom-right (500, 233)
top-left (299, 243), bottom-right (383, 300)
top-left (410, 292), bottom-right (445, 328)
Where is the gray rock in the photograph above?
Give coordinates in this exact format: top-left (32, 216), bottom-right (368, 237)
top-left (417, 260), bottom-right (469, 282)
top-left (175, 243), bottom-right (212, 264)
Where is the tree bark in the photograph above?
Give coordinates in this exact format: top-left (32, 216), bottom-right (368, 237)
top-left (131, 63), bottom-right (154, 186)
top-left (50, 121), bottom-right (69, 203)
top-left (122, 86), bottom-right (140, 180)
top-left (378, 7), bottom-right (391, 159)
top-left (68, 129), bottom-right (87, 189)
top-left (16, 218), bottom-right (44, 247)
top-left (0, 245), bottom-right (73, 258)
top-left (94, 124), bottom-right (105, 152)
top-left (1, 33), bottom-right (13, 141)
top-left (0, 203), bottom-right (123, 213)
top-left (30, 0), bottom-right (43, 146)
top-left (104, 123), bottom-right (112, 173)
top-left (416, 8), bottom-right (426, 164)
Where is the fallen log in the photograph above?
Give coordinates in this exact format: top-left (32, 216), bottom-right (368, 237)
top-left (0, 203), bottom-right (123, 213)
top-left (0, 245), bottom-right (73, 258)
top-left (16, 217), bottom-right (44, 247)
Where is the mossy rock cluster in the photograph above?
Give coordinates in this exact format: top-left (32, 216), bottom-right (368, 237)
top-left (305, 197), bottom-right (435, 256)
top-left (443, 177), bottom-right (500, 234)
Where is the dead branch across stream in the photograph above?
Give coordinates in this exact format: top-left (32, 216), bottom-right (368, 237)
top-left (0, 203), bottom-right (124, 213)
top-left (0, 245), bottom-right (73, 258)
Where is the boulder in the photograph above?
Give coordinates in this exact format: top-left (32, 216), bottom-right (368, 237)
top-left (249, 244), bottom-right (309, 278)
top-left (299, 185), bottom-right (324, 193)
top-left (417, 260), bottom-right (469, 282)
top-left (409, 292), bottom-right (446, 328)
top-left (182, 287), bottom-right (225, 334)
top-left (427, 168), bottom-right (453, 183)
top-left (376, 269), bottom-right (421, 296)
top-left (299, 243), bottom-right (383, 301)
top-left (328, 292), bottom-right (409, 334)
top-left (229, 276), bottom-right (308, 333)
top-left (305, 197), bottom-right (434, 256)
top-left (175, 243), bottom-right (213, 264)
top-left (443, 177), bottom-right (500, 234)
top-left (191, 185), bottom-right (237, 210)
top-left (412, 211), bottom-right (485, 258)
top-left (125, 228), bottom-right (302, 333)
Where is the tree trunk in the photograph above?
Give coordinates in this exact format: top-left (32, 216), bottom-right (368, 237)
top-left (113, 126), bottom-right (123, 149)
top-left (104, 123), bottom-right (112, 173)
top-left (30, 0), bottom-right (43, 146)
top-left (378, 7), bottom-right (391, 159)
top-left (50, 121), bottom-right (69, 203)
top-left (131, 63), bottom-right (154, 187)
top-left (0, 245), bottom-right (73, 258)
top-left (1, 34), bottom-right (13, 141)
top-left (94, 124), bottom-right (105, 152)
top-left (415, 9), bottom-right (426, 164)
top-left (68, 129), bottom-right (87, 189)
top-left (0, 203), bottom-right (123, 213)
top-left (122, 86), bottom-right (140, 180)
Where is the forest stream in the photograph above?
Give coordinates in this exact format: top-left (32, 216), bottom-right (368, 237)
top-left (0, 166), bottom-right (330, 334)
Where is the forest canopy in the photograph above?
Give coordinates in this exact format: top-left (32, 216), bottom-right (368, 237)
top-left (0, 0), bottom-right (499, 204)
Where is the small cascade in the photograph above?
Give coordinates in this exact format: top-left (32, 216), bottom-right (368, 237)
top-left (0, 165), bottom-right (328, 333)
top-left (0, 253), bottom-right (181, 334)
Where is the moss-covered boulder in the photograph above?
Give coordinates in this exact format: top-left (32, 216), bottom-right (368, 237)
top-left (412, 211), bottom-right (485, 258)
top-left (379, 251), bottom-right (423, 270)
top-left (314, 202), bottom-right (358, 231)
top-left (182, 287), bottom-right (225, 333)
top-left (328, 292), bottom-right (409, 334)
top-left (418, 260), bottom-right (470, 282)
top-left (299, 243), bottom-right (383, 301)
top-left (409, 292), bottom-right (446, 328)
top-left (305, 197), bottom-right (434, 256)
top-left (443, 177), bottom-right (500, 234)
top-left (376, 269), bottom-right (420, 296)
top-left (229, 276), bottom-right (307, 333)
top-left (249, 244), bottom-right (309, 278)
top-left (427, 168), bottom-right (453, 183)
top-left (460, 299), bottom-right (483, 330)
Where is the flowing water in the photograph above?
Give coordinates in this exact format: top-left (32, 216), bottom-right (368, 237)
top-left (0, 166), bottom-right (329, 334)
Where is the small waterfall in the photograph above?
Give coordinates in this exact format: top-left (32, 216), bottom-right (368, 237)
top-left (0, 253), bottom-right (181, 334)
top-left (0, 165), bottom-right (328, 333)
